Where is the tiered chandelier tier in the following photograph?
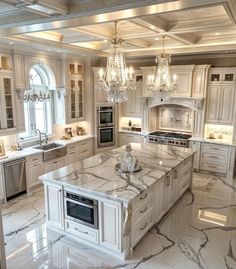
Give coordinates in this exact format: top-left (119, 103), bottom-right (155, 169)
top-left (97, 22), bottom-right (136, 103)
top-left (147, 36), bottom-right (177, 96)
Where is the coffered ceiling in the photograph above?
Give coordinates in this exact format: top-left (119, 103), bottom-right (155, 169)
top-left (1, 0), bottom-right (236, 59)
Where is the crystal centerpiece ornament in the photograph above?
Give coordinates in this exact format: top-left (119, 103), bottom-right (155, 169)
top-left (116, 144), bottom-right (140, 173)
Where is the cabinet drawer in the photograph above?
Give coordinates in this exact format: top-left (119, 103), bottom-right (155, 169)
top-left (134, 197), bottom-right (153, 224)
top-left (201, 144), bottom-right (228, 155)
top-left (26, 154), bottom-right (43, 164)
top-left (65, 219), bottom-right (98, 243)
top-left (200, 162), bottom-right (227, 174)
top-left (201, 152), bottom-right (227, 165)
top-left (67, 143), bottom-right (78, 152)
top-left (134, 188), bottom-right (154, 211)
top-left (133, 212), bottom-right (154, 246)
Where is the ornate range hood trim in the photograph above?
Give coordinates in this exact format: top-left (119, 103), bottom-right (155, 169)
top-left (141, 96), bottom-right (204, 111)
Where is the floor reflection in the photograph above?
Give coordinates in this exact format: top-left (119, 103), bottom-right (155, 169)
top-left (2, 173), bottom-right (236, 269)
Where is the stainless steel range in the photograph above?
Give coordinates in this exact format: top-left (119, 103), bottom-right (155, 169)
top-left (148, 131), bottom-right (192, 147)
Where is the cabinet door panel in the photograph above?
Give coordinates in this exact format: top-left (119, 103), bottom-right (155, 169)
top-left (44, 183), bottom-right (64, 229)
top-left (206, 85), bottom-right (221, 123)
top-left (99, 199), bottom-right (121, 251)
top-left (219, 85), bottom-right (234, 124)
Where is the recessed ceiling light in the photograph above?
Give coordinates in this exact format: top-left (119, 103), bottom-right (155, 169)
top-left (9, 42), bottom-right (14, 45)
top-left (103, 39), bottom-right (107, 42)
top-left (57, 50), bottom-right (61, 52)
top-left (47, 48), bottom-right (51, 51)
top-left (154, 37), bottom-right (159, 41)
top-left (215, 33), bottom-right (220, 36)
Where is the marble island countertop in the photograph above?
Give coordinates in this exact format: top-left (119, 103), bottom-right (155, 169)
top-left (39, 143), bottom-right (195, 204)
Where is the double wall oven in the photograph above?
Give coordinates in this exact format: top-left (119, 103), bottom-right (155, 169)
top-left (64, 191), bottom-right (99, 229)
top-left (97, 106), bottom-right (115, 148)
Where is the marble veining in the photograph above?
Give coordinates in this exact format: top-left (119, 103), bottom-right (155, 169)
top-left (1, 172), bottom-right (236, 269)
top-left (39, 143), bottom-right (194, 203)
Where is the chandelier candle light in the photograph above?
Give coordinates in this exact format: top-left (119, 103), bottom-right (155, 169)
top-left (147, 36), bottom-right (177, 96)
top-left (97, 22), bottom-right (136, 103)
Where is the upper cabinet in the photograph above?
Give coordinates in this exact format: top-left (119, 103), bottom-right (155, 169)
top-left (0, 54), bottom-right (16, 134)
top-left (206, 68), bottom-right (236, 125)
top-left (67, 62), bottom-right (85, 123)
top-left (0, 74), bottom-right (16, 133)
top-left (169, 65), bottom-right (195, 97)
top-left (0, 53), bottom-right (13, 72)
top-left (121, 72), bottom-right (143, 117)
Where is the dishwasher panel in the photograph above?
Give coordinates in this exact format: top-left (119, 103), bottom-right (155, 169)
top-left (3, 158), bottom-right (26, 200)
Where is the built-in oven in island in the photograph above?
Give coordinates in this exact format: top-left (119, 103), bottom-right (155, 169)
top-left (64, 191), bottom-right (99, 229)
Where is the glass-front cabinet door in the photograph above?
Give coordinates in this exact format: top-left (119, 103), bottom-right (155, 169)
top-left (68, 76), bottom-right (84, 122)
top-left (0, 75), bottom-right (16, 132)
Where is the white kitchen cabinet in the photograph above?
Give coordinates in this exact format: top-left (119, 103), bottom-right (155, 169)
top-left (68, 75), bottom-right (84, 122)
top-left (26, 154), bottom-right (43, 189)
top-left (99, 198), bottom-right (122, 252)
top-left (66, 139), bottom-right (93, 165)
top-left (0, 53), bottom-right (13, 72)
top-left (189, 140), bottom-right (201, 170)
top-left (178, 157), bottom-right (192, 197)
top-left (200, 143), bottom-right (229, 174)
top-left (44, 157), bottom-right (66, 174)
top-left (121, 73), bottom-right (142, 117)
top-left (132, 187), bottom-right (154, 247)
top-left (0, 164), bottom-right (5, 201)
top-left (170, 65), bottom-right (195, 97)
top-left (44, 182), bottom-right (64, 229)
top-left (118, 132), bottom-right (143, 147)
top-left (0, 75), bottom-right (16, 134)
top-left (206, 84), bottom-right (235, 124)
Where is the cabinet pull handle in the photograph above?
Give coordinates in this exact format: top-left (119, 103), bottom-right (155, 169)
top-left (75, 228), bottom-right (88, 234)
top-left (140, 223), bottom-right (148, 231)
top-left (174, 170), bottom-right (178, 179)
top-left (209, 155), bottom-right (218, 158)
top-left (140, 207), bottom-right (148, 214)
top-left (139, 193), bottom-right (147, 200)
top-left (211, 147), bottom-right (220, 150)
top-left (81, 149), bottom-right (88, 154)
top-left (208, 164), bottom-right (217, 168)
top-left (165, 176), bottom-right (170, 186)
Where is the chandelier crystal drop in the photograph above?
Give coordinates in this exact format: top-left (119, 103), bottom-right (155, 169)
top-left (97, 22), bottom-right (136, 103)
top-left (147, 36), bottom-right (177, 96)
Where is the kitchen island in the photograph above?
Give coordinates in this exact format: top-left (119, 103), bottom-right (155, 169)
top-left (39, 143), bottom-right (195, 259)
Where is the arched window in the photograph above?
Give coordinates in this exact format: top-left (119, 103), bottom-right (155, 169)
top-left (20, 64), bottom-right (55, 138)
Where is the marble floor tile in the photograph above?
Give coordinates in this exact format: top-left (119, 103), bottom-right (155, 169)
top-left (1, 173), bottom-right (236, 269)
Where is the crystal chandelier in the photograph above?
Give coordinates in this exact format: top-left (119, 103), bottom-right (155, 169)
top-left (24, 76), bottom-right (51, 102)
top-left (147, 36), bottom-right (177, 96)
top-left (97, 22), bottom-right (136, 103)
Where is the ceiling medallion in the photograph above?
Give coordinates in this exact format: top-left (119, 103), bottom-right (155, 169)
top-left (97, 22), bottom-right (136, 103)
top-left (147, 36), bottom-right (177, 96)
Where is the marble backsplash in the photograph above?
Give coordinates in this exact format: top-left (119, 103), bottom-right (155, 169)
top-left (159, 105), bottom-right (192, 132)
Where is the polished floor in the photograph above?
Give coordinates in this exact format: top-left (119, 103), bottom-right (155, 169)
top-left (2, 173), bottom-right (236, 269)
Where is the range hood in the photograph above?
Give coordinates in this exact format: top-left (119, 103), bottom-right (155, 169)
top-left (141, 96), bottom-right (204, 111)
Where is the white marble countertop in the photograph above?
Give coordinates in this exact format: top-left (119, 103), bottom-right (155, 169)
top-left (0, 135), bottom-right (93, 164)
top-left (118, 130), bottom-right (147, 136)
top-left (189, 137), bottom-right (236, 146)
top-left (39, 143), bottom-right (195, 204)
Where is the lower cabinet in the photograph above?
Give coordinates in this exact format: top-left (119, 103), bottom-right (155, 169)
top-left (119, 132), bottom-right (143, 147)
top-left (99, 198), bottom-right (122, 252)
top-left (26, 154), bottom-right (43, 189)
top-left (44, 182), bottom-right (64, 230)
top-left (0, 165), bottom-right (5, 201)
top-left (44, 157), bottom-right (65, 174)
top-left (66, 139), bottom-right (93, 165)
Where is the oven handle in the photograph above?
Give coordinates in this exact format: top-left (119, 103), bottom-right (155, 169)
top-left (65, 197), bottom-right (97, 209)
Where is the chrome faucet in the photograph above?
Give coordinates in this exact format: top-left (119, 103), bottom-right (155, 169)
top-left (35, 129), bottom-right (48, 145)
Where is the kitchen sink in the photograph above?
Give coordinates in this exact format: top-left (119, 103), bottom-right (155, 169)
top-left (34, 143), bottom-right (67, 162)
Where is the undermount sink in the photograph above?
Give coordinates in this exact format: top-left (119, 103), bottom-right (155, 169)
top-left (34, 143), bottom-right (67, 162)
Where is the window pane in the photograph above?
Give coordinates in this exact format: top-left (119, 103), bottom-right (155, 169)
top-left (35, 102), bottom-right (45, 131)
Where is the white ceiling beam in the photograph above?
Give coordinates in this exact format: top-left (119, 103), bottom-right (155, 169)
top-left (0, 0), bottom-right (229, 36)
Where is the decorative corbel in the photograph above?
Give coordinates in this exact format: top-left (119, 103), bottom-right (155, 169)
top-left (15, 88), bottom-right (26, 100)
top-left (56, 87), bottom-right (67, 99)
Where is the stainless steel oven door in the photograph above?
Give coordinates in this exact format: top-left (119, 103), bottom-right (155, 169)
top-left (65, 197), bottom-right (98, 229)
top-left (97, 106), bottom-right (115, 127)
top-left (97, 127), bottom-right (115, 148)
